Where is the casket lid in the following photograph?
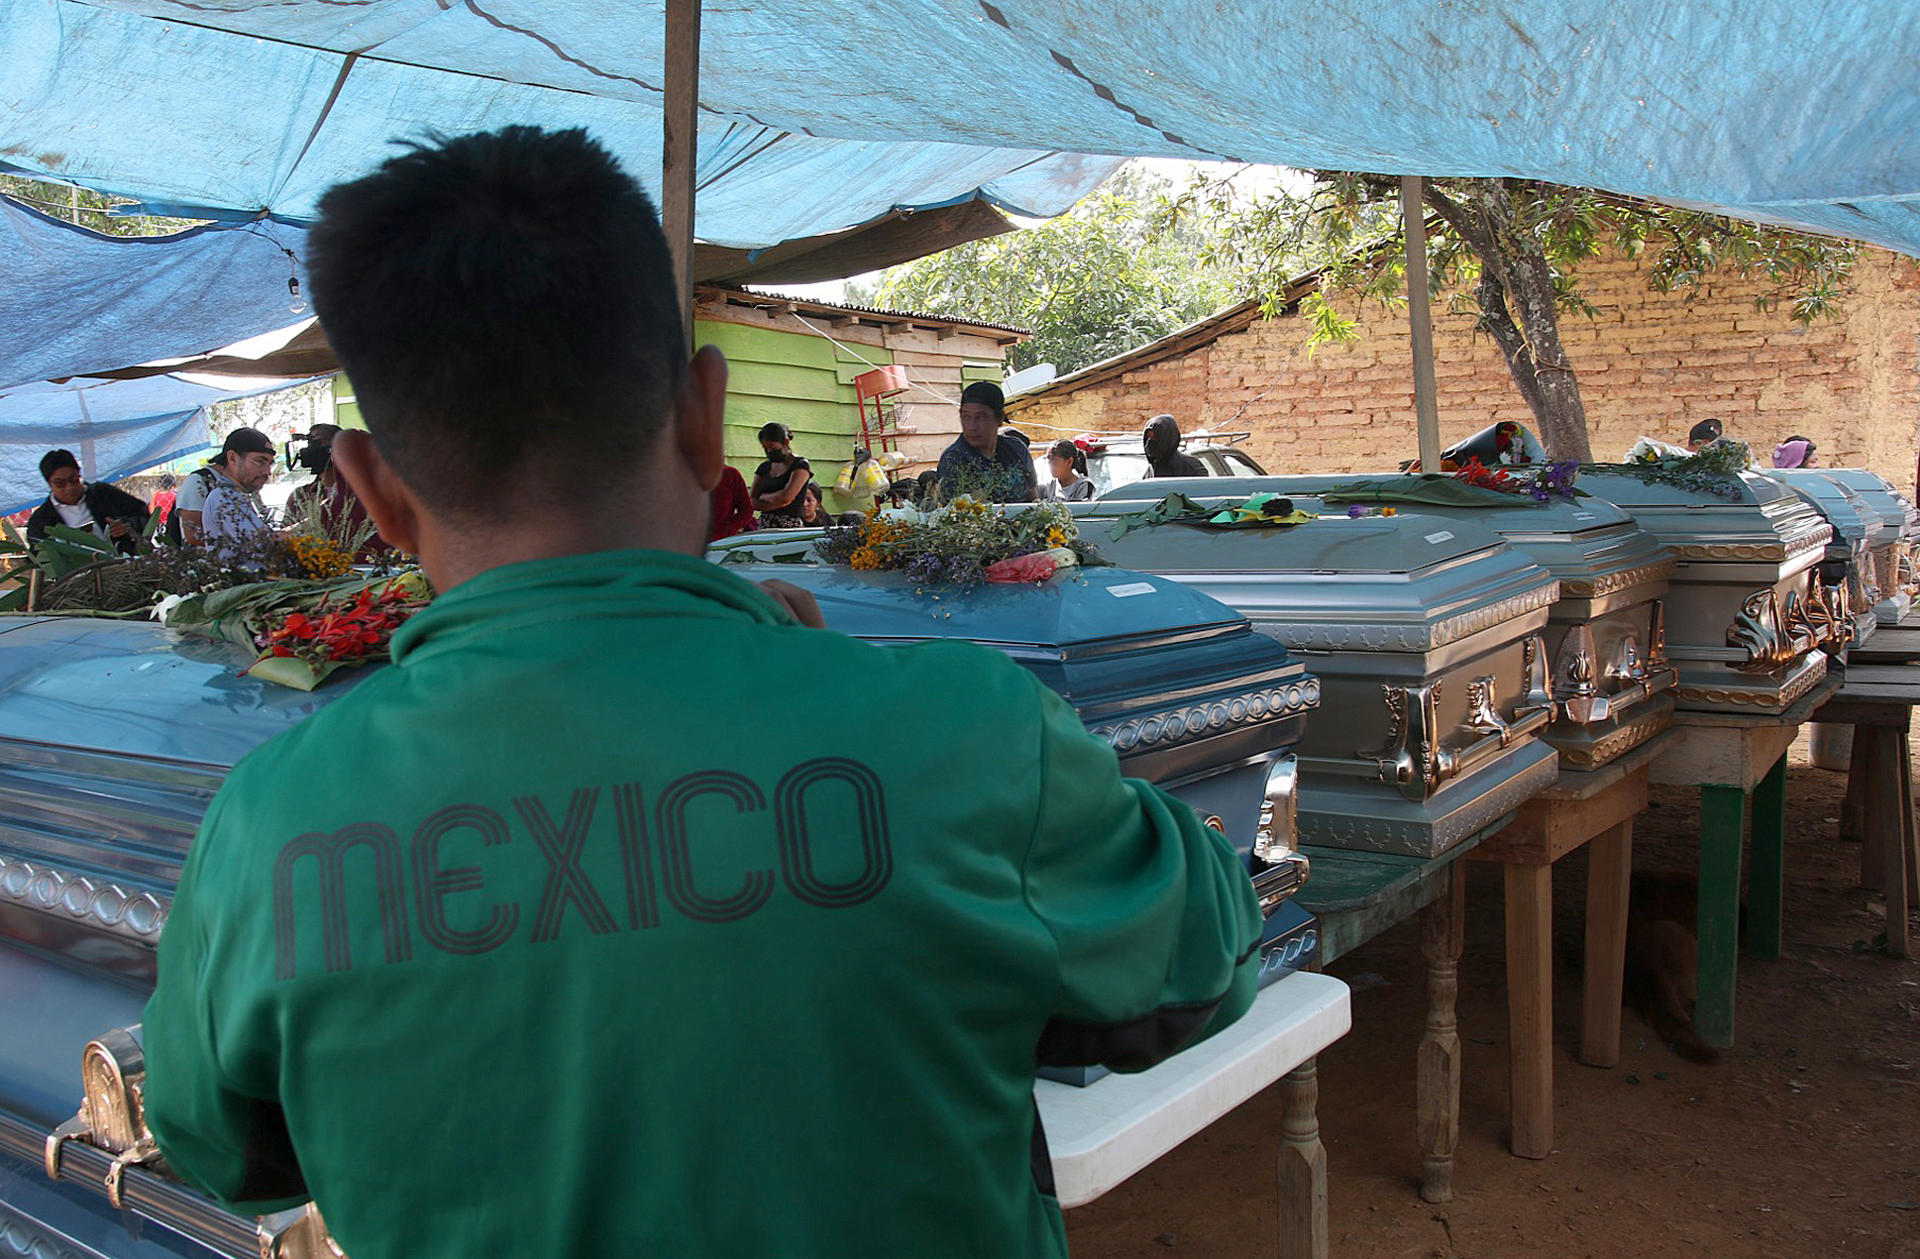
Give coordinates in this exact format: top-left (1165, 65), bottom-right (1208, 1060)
top-left (708, 537), bottom-right (1308, 719)
top-left (1766, 469), bottom-right (1884, 546)
top-left (1817, 469), bottom-right (1918, 538)
top-left (1069, 498), bottom-right (1557, 652)
top-left (1577, 469), bottom-right (1832, 559)
top-left (1144, 474), bottom-right (1672, 592)
top-left (0, 615), bottom-right (366, 770)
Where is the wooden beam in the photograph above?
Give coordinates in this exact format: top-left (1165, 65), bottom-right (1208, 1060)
top-left (1401, 175), bottom-right (1441, 473)
top-left (662, 0), bottom-right (700, 347)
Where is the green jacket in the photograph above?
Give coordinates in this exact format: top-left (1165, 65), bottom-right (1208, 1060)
top-left (143, 549), bottom-right (1262, 1257)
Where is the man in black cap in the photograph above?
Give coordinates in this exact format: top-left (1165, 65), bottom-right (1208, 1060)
top-left (25, 449), bottom-right (149, 553)
top-left (935, 381), bottom-right (1037, 503)
top-left (171, 426), bottom-right (277, 545)
top-left (1687, 417), bottom-right (1725, 452)
top-left (1143, 413), bottom-right (1207, 479)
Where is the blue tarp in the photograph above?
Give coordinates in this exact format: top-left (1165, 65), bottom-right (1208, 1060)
top-left (2, 0), bottom-right (1916, 255)
top-left (0, 196), bottom-right (311, 393)
top-left (0, 374), bottom-right (320, 514)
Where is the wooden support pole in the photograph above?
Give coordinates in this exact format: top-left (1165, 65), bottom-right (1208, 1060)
top-left (1747, 752), bottom-right (1788, 961)
top-left (1277, 1059), bottom-right (1329, 1259)
top-left (662, 0), bottom-right (701, 347)
top-left (1504, 862), bottom-right (1554, 1160)
top-left (1695, 784), bottom-right (1747, 1049)
top-left (1417, 861), bottom-right (1465, 1203)
top-left (1400, 176), bottom-right (1442, 474)
top-left (1580, 820), bottom-right (1633, 1069)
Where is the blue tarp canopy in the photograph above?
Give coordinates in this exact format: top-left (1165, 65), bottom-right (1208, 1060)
top-left (0, 196), bottom-right (311, 393)
top-left (3, 0), bottom-right (1917, 255)
top-left (0, 374), bottom-right (320, 514)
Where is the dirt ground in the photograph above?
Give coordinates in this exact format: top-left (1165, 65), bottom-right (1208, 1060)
top-left (1066, 733), bottom-right (1920, 1259)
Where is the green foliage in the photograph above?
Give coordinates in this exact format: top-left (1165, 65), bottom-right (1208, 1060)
top-left (851, 164), bottom-right (1236, 374)
top-left (0, 175), bottom-right (205, 237)
top-left (1161, 172), bottom-right (1861, 354)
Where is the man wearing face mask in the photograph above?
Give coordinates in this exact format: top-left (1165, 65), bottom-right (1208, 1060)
top-left (935, 381), bottom-right (1037, 503)
top-left (1143, 413), bottom-right (1207, 479)
top-left (26, 449), bottom-right (149, 554)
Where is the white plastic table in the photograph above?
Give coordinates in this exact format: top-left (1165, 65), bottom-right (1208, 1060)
top-left (1036, 971), bottom-right (1351, 1256)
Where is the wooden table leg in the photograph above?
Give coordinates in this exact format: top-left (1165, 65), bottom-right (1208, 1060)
top-left (1901, 730), bottom-right (1920, 908)
top-left (1417, 863), bottom-right (1466, 1203)
top-left (1748, 752), bottom-right (1788, 962)
top-left (1278, 1059), bottom-right (1328, 1259)
top-left (1695, 784), bottom-right (1747, 1049)
top-left (1862, 728), bottom-right (1887, 892)
top-left (1580, 819), bottom-right (1633, 1069)
top-left (1843, 727), bottom-right (1867, 847)
top-left (1504, 862), bottom-right (1553, 1159)
top-left (1870, 730), bottom-right (1912, 959)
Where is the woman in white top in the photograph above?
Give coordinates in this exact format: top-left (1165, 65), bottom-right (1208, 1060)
top-left (1044, 439), bottom-right (1095, 501)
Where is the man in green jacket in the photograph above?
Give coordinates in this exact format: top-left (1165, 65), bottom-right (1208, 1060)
top-left (141, 126), bottom-right (1262, 1258)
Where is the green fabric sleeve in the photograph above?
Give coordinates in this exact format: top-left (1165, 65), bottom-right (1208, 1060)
top-left (142, 798), bottom-right (312, 1216)
top-left (1019, 683), bottom-right (1262, 1072)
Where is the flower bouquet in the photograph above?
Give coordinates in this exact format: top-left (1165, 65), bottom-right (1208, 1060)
top-left (1589, 439), bottom-right (1752, 501)
top-left (1454, 457), bottom-right (1583, 503)
top-left (814, 497), bottom-right (1102, 588)
top-left (159, 569), bottom-right (432, 690)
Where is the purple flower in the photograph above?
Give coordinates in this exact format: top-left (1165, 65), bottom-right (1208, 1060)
top-left (1347, 504), bottom-right (1367, 518)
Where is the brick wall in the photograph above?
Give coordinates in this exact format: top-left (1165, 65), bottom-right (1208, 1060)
top-left (1010, 247), bottom-right (1920, 490)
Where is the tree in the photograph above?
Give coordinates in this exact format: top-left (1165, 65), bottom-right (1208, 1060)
top-left (1158, 172), bottom-right (1861, 462)
top-left (0, 174), bottom-right (204, 237)
top-left (851, 164), bottom-right (1237, 375)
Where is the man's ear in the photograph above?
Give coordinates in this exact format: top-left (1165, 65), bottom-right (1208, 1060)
top-left (330, 430), bottom-right (422, 554)
top-left (672, 345), bottom-right (729, 493)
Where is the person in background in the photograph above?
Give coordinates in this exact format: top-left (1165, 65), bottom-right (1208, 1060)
top-left (708, 464), bottom-right (756, 541)
top-left (1044, 439), bottom-right (1095, 501)
top-left (915, 468), bottom-right (941, 507)
top-left (1143, 413), bottom-right (1207, 478)
top-left (151, 473), bottom-right (178, 525)
top-left (751, 422), bottom-right (813, 527)
top-left (285, 424), bottom-right (343, 521)
top-left (201, 439), bottom-right (278, 555)
top-left (796, 480), bottom-right (831, 528)
top-left (1687, 417), bottom-right (1725, 451)
top-left (26, 449), bottom-right (149, 554)
top-left (1773, 435), bottom-right (1819, 469)
top-left (885, 478), bottom-right (920, 509)
top-left (139, 124), bottom-right (1260, 1259)
top-left (936, 381), bottom-right (1037, 502)
top-left (171, 427), bottom-right (277, 545)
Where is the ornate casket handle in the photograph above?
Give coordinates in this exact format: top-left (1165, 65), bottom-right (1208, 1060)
top-left (1372, 673), bottom-right (1552, 800)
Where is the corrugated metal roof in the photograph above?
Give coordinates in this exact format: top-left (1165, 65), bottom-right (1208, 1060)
top-left (724, 285), bottom-right (1030, 338)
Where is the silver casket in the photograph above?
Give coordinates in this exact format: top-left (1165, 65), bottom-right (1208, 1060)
top-left (1166, 476), bottom-right (1680, 774)
top-left (1579, 469), bottom-right (1835, 714)
top-left (1073, 495), bottom-right (1561, 858)
top-left (1816, 468), bottom-right (1919, 623)
top-left (1765, 468), bottom-right (1884, 647)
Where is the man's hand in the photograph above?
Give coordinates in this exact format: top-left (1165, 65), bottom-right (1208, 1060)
top-left (757, 579), bottom-right (825, 628)
top-left (107, 518), bottom-right (131, 540)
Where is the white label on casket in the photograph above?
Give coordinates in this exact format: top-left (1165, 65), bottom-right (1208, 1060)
top-left (1572, 512), bottom-right (1597, 521)
top-left (1108, 581), bottom-right (1157, 598)
top-left (1423, 530), bottom-right (1455, 544)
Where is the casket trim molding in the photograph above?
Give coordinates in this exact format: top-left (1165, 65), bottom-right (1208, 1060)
top-left (1092, 678), bottom-right (1323, 754)
top-left (0, 1199), bottom-right (94, 1259)
top-left (1556, 704), bottom-right (1672, 770)
top-left (1301, 749), bottom-right (1557, 855)
top-left (0, 855), bottom-right (168, 943)
top-left (1260, 583), bottom-right (1558, 653)
top-left (1674, 654), bottom-right (1829, 710)
top-left (1558, 558), bottom-right (1678, 600)
top-left (1668, 533), bottom-right (1826, 563)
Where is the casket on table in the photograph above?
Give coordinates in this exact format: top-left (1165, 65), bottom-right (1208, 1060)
top-left (1074, 499), bottom-right (1561, 858)
top-left (1146, 476), bottom-right (1681, 774)
top-left (1579, 470), bottom-right (1834, 714)
top-left (1815, 468), bottom-right (1919, 623)
top-left (1766, 468), bottom-right (1884, 648)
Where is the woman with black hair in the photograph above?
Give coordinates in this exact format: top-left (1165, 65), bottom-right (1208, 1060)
top-left (751, 422), bottom-right (813, 528)
top-left (1044, 439), bottom-right (1095, 501)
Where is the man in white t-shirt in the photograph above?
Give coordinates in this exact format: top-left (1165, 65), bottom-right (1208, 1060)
top-left (174, 427), bottom-right (277, 545)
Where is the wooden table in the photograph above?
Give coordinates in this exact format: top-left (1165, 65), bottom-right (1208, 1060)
top-left (1845, 626), bottom-right (1920, 666)
top-left (1037, 972), bottom-right (1352, 1258)
top-left (1295, 828), bottom-right (1492, 1204)
top-left (1650, 673), bottom-right (1844, 1047)
top-left (1816, 664), bottom-right (1920, 959)
top-left (1466, 732), bottom-right (1671, 1160)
